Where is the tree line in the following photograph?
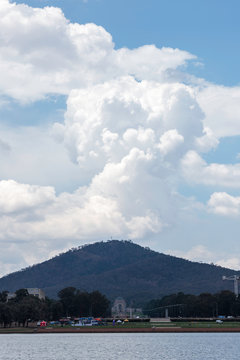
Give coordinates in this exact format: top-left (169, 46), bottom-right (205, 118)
top-left (144, 291), bottom-right (240, 318)
top-left (0, 287), bottom-right (110, 327)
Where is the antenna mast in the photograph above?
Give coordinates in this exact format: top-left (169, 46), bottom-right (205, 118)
top-left (222, 275), bottom-right (240, 297)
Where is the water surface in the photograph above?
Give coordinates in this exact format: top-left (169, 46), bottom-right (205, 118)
top-left (1, 333), bottom-right (239, 360)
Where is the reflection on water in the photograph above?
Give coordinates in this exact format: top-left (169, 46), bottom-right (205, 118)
top-left (1, 333), bottom-right (240, 360)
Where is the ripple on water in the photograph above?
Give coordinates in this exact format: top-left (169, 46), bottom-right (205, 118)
top-left (1, 333), bottom-right (240, 360)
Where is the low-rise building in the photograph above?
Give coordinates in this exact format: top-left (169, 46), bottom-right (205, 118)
top-left (7, 288), bottom-right (45, 301)
top-left (112, 297), bottom-right (142, 318)
top-left (7, 292), bottom-right (16, 301)
top-left (27, 288), bottom-right (45, 300)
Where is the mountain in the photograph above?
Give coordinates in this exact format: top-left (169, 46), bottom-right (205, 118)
top-left (0, 240), bottom-right (238, 303)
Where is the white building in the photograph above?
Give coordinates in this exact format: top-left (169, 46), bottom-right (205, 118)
top-left (27, 288), bottom-right (45, 300)
top-left (7, 288), bottom-right (45, 301)
top-left (111, 297), bottom-right (142, 318)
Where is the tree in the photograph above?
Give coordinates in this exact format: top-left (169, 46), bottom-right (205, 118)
top-left (14, 288), bottom-right (29, 302)
top-left (74, 291), bottom-right (90, 317)
top-left (196, 293), bottom-right (217, 317)
top-left (90, 291), bottom-right (110, 317)
top-left (13, 296), bottom-right (44, 327)
top-left (0, 291), bottom-right (8, 303)
top-left (0, 303), bottom-right (12, 327)
top-left (57, 287), bottom-right (110, 317)
top-left (144, 290), bottom-right (240, 318)
top-left (217, 290), bottom-right (236, 316)
top-left (58, 287), bottom-right (77, 317)
top-left (48, 299), bottom-right (64, 320)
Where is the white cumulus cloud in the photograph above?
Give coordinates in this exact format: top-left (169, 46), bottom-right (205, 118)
top-left (208, 192), bottom-right (240, 216)
top-left (169, 245), bottom-right (240, 270)
top-left (181, 151), bottom-right (240, 188)
top-left (158, 129), bottom-right (184, 156)
top-left (0, 0), bottom-right (195, 102)
top-left (54, 76), bottom-right (204, 169)
top-left (197, 85), bottom-right (240, 138)
top-left (0, 0), bottom-right (240, 276)
top-left (0, 179), bottom-right (55, 213)
top-left (216, 258), bottom-right (240, 271)
top-left (169, 245), bottom-right (213, 263)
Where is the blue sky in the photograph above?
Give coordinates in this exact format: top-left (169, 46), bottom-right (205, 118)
top-left (11, 0), bottom-right (240, 166)
top-left (0, 0), bottom-right (240, 276)
top-left (15, 0), bottom-right (240, 86)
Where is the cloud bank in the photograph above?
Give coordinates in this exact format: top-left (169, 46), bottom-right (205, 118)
top-left (0, 0), bottom-right (240, 274)
top-left (0, 0), bottom-right (193, 102)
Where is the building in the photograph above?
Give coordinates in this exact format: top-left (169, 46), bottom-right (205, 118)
top-left (112, 297), bottom-right (127, 317)
top-left (7, 292), bottom-right (16, 301)
top-left (7, 288), bottom-right (45, 301)
top-left (27, 288), bottom-right (45, 300)
top-left (111, 297), bottom-right (142, 318)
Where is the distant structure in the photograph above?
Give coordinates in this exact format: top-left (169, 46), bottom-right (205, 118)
top-left (112, 297), bottom-right (127, 317)
top-left (7, 288), bottom-right (45, 301)
top-left (111, 297), bottom-right (142, 318)
top-left (27, 288), bottom-right (45, 300)
top-left (223, 275), bottom-right (240, 297)
top-left (7, 292), bottom-right (17, 301)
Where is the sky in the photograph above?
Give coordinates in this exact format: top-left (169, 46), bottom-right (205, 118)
top-left (0, 0), bottom-right (240, 276)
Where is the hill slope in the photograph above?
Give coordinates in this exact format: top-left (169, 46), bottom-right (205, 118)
top-left (0, 240), bottom-right (237, 302)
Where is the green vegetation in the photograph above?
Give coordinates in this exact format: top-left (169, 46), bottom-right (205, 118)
top-left (57, 287), bottom-right (110, 317)
top-left (178, 321), bottom-right (240, 328)
top-left (144, 291), bottom-right (240, 317)
top-left (0, 240), bottom-right (238, 302)
top-left (0, 291), bottom-right (48, 327)
top-left (1, 320), bottom-right (240, 333)
top-left (0, 287), bottom-right (110, 327)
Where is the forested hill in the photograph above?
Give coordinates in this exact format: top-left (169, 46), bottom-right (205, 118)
top-left (0, 240), bottom-right (238, 303)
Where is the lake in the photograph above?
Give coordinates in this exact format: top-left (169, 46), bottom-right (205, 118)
top-left (1, 333), bottom-right (239, 360)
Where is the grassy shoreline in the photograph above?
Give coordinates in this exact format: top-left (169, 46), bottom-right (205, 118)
top-left (2, 322), bottom-right (240, 334)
